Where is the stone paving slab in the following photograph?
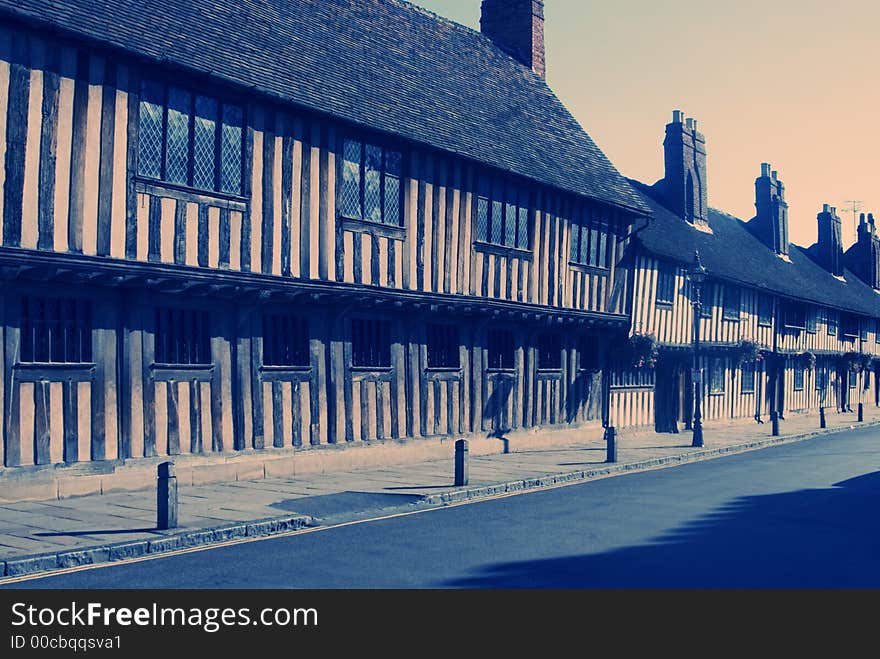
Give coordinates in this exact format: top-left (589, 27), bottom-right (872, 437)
top-left (1, 408), bottom-right (879, 578)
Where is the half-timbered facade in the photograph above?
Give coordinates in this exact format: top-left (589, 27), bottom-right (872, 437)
top-left (617, 111), bottom-right (880, 431)
top-left (0, 0), bottom-right (650, 477)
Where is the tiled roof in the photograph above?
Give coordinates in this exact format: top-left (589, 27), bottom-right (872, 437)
top-left (630, 180), bottom-right (880, 318)
top-left (0, 0), bottom-right (650, 215)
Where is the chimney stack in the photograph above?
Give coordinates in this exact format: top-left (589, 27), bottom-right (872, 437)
top-left (753, 163), bottom-right (789, 256)
top-left (845, 210), bottom-right (880, 289)
top-left (817, 204), bottom-right (844, 277)
top-left (481, 0), bottom-right (546, 79)
top-left (658, 110), bottom-right (707, 225)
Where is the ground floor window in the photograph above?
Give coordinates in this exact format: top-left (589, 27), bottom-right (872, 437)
top-left (849, 369), bottom-right (858, 388)
top-left (155, 307), bottom-right (211, 365)
top-left (793, 362), bottom-right (805, 391)
top-left (20, 296), bottom-right (92, 364)
top-left (741, 361), bottom-right (756, 393)
top-left (709, 357), bottom-right (725, 393)
top-left (262, 314), bottom-right (309, 367)
top-left (487, 328), bottom-right (515, 371)
top-left (351, 318), bottom-right (391, 368)
top-left (816, 366), bottom-right (827, 390)
top-left (426, 323), bottom-right (460, 369)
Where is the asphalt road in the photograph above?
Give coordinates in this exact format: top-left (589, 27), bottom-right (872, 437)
top-left (7, 425), bottom-right (880, 588)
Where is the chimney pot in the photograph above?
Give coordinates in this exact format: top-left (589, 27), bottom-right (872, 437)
top-left (823, 203), bottom-right (831, 212)
top-left (672, 109), bottom-right (683, 123)
top-left (761, 163), bottom-right (771, 177)
top-left (686, 117), bottom-right (694, 130)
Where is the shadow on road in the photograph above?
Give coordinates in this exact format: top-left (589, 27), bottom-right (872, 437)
top-left (445, 470), bottom-right (880, 588)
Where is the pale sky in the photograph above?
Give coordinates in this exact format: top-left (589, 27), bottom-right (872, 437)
top-left (412, 0), bottom-right (878, 248)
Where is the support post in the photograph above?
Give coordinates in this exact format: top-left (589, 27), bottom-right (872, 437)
top-left (605, 426), bottom-right (617, 463)
top-left (454, 439), bottom-right (468, 487)
top-left (157, 461), bottom-right (178, 530)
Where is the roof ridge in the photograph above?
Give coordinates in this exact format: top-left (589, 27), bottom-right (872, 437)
top-left (382, 0), bottom-right (485, 39)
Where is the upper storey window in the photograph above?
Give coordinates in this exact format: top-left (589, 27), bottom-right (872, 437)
top-left (138, 81), bottom-right (244, 195)
top-left (570, 210), bottom-right (611, 269)
top-left (475, 178), bottom-right (531, 250)
top-left (340, 139), bottom-right (403, 226)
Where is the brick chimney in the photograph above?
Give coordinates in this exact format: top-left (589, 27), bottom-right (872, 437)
top-left (480, 0), bottom-right (546, 78)
top-left (753, 163), bottom-right (789, 256)
top-left (657, 110), bottom-right (708, 225)
top-left (816, 204), bottom-right (844, 277)
top-left (845, 212), bottom-right (880, 289)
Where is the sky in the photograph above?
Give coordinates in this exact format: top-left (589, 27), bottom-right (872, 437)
top-left (411, 0), bottom-right (878, 248)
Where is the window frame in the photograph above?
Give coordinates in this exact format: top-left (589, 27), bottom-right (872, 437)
top-left (655, 265), bottom-right (676, 306)
top-left (816, 365), bottom-right (827, 391)
top-left (474, 177), bottom-right (532, 252)
top-left (537, 333), bottom-right (562, 371)
top-left (793, 362), bottom-right (805, 391)
top-left (609, 360), bottom-right (655, 388)
top-left (261, 314), bottom-right (310, 369)
top-left (19, 296), bottom-right (93, 365)
top-left (805, 309), bottom-right (818, 334)
top-left (339, 137), bottom-right (405, 228)
top-left (569, 207), bottom-right (612, 270)
top-left (426, 323), bottom-right (460, 370)
top-left (757, 296), bottom-right (773, 327)
top-left (826, 309), bottom-right (838, 336)
top-left (350, 318), bottom-right (392, 370)
top-left (487, 328), bottom-right (515, 372)
top-left (741, 361), bottom-right (756, 394)
top-left (709, 357), bottom-right (725, 394)
top-left (154, 307), bottom-right (212, 367)
top-left (699, 282), bottom-right (714, 318)
top-left (137, 80), bottom-right (245, 197)
top-left (722, 285), bottom-right (741, 322)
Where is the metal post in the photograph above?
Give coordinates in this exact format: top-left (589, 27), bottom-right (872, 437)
top-left (819, 406), bottom-right (826, 428)
top-left (858, 402), bottom-right (864, 422)
top-left (689, 253), bottom-right (705, 449)
top-left (157, 461), bottom-right (178, 530)
top-left (770, 410), bottom-right (779, 436)
top-left (454, 439), bottom-right (468, 487)
top-left (605, 426), bottom-right (617, 463)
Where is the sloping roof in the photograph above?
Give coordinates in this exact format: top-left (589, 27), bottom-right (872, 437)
top-left (0, 0), bottom-right (650, 215)
top-left (629, 180), bottom-right (880, 317)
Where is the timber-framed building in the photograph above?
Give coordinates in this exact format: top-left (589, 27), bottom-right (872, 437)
top-left (621, 111), bottom-right (880, 432)
top-left (0, 0), bottom-right (650, 477)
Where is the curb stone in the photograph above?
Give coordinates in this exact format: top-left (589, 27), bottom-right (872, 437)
top-left (423, 421), bottom-right (880, 505)
top-left (0, 515), bottom-right (315, 579)
top-left (1, 420), bottom-right (877, 580)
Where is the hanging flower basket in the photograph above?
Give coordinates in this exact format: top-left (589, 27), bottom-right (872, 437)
top-left (837, 351), bottom-right (865, 372)
top-left (797, 351), bottom-right (816, 371)
top-left (734, 338), bottom-right (761, 365)
top-left (615, 332), bottom-right (659, 369)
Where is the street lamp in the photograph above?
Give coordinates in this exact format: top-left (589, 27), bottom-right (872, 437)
top-left (688, 250), bottom-right (707, 448)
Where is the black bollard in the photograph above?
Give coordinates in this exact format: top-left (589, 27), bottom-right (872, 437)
top-left (605, 426), bottom-right (618, 463)
top-left (819, 406), bottom-right (826, 429)
top-left (157, 461), bottom-right (178, 530)
top-left (454, 439), bottom-right (468, 486)
top-left (858, 402), bottom-right (864, 422)
top-left (770, 411), bottom-right (780, 437)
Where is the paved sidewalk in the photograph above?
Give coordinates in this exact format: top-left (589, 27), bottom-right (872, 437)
top-left (1, 407), bottom-right (879, 579)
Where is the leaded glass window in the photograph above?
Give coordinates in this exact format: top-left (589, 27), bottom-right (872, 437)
top-left (340, 139), bottom-right (403, 226)
top-left (474, 178), bottom-right (530, 250)
top-left (137, 81), bottom-right (164, 179)
top-left (570, 209), bottom-right (611, 269)
top-left (741, 361), bottom-right (756, 393)
top-left (137, 81), bottom-right (243, 195)
top-left (193, 95), bottom-right (218, 190)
